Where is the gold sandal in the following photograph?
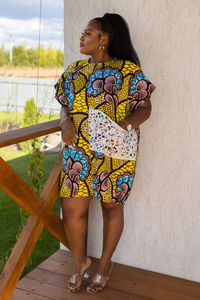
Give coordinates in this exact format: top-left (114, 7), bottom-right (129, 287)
top-left (67, 257), bottom-right (91, 293)
top-left (86, 262), bottom-right (113, 293)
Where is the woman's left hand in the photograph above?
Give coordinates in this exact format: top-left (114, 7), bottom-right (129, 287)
top-left (117, 120), bottom-right (129, 131)
top-left (117, 99), bottom-right (152, 131)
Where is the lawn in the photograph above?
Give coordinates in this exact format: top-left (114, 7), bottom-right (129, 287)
top-left (0, 111), bottom-right (59, 132)
top-left (0, 148), bottom-right (60, 277)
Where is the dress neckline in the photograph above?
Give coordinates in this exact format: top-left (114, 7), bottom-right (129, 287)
top-left (87, 57), bottom-right (118, 66)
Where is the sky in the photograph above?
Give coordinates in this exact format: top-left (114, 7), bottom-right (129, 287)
top-left (0, 0), bottom-right (64, 50)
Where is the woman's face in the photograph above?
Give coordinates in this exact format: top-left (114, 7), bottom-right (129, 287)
top-left (80, 20), bottom-right (108, 56)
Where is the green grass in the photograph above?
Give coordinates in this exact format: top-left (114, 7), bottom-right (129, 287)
top-left (0, 111), bottom-right (59, 127)
top-left (0, 148), bottom-right (60, 277)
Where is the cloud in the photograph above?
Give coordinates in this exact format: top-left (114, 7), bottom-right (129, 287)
top-left (0, 0), bottom-right (63, 20)
top-left (0, 0), bottom-right (64, 50)
top-left (0, 17), bottom-right (63, 49)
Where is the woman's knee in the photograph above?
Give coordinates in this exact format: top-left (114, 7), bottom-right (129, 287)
top-left (61, 196), bottom-right (91, 220)
top-left (101, 201), bottom-right (124, 216)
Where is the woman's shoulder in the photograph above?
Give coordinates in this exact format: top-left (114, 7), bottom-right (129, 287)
top-left (64, 58), bottom-right (89, 73)
top-left (123, 59), bottom-right (141, 72)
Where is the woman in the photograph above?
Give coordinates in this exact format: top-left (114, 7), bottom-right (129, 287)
top-left (55, 13), bottom-right (156, 293)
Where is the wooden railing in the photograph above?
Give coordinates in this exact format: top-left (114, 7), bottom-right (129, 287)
top-left (0, 120), bottom-right (69, 300)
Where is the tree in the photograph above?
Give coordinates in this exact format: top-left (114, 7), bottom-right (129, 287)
top-left (39, 46), bottom-right (47, 67)
top-left (46, 46), bottom-right (57, 67)
top-left (0, 43), bottom-right (64, 67)
top-left (0, 44), bottom-right (9, 66)
top-left (27, 48), bottom-right (38, 67)
top-left (12, 44), bottom-right (29, 66)
top-left (56, 50), bottom-right (64, 67)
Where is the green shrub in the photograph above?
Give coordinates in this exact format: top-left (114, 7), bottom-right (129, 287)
top-left (20, 98), bottom-right (41, 153)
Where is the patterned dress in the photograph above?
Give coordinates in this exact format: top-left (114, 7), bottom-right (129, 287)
top-left (55, 58), bottom-right (156, 205)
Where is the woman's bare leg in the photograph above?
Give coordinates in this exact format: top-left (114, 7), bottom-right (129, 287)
top-left (61, 195), bottom-right (92, 276)
top-left (98, 202), bottom-right (124, 273)
top-left (86, 201), bottom-right (124, 292)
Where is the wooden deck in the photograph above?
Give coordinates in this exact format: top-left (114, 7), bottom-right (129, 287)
top-left (11, 249), bottom-right (200, 300)
top-left (1, 122), bottom-right (200, 299)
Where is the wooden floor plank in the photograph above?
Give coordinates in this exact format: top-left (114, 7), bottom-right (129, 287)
top-left (32, 261), bottom-right (199, 300)
top-left (16, 277), bottom-right (146, 300)
top-left (53, 250), bottom-right (200, 291)
top-left (108, 277), bottom-right (199, 300)
top-left (110, 266), bottom-right (200, 299)
top-left (26, 268), bottom-right (145, 299)
top-left (112, 262), bottom-right (200, 288)
top-left (48, 249), bottom-right (73, 263)
top-left (26, 267), bottom-right (149, 300)
top-left (111, 264), bottom-right (200, 299)
top-left (36, 251), bottom-right (200, 299)
top-left (37, 258), bottom-right (74, 275)
top-left (11, 288), bottom-right (54, 300)
top-left (27, 267), bottom-right (68, 288)
top-left (11, 250), bottom-right (200, 300)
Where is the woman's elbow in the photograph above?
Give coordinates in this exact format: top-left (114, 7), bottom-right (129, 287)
top-left (142, 100), bottom-right (152, 120)
top-left (146, 104), bottom-right (152, 119)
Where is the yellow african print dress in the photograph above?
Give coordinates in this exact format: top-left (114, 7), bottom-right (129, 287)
top-left (55, 58), bottom-right (156, 205)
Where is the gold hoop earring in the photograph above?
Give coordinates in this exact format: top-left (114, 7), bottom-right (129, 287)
top-left (99, 45), bottom-right (105, 51)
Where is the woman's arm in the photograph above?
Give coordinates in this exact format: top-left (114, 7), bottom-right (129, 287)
top-left (118, 99), bottom-right (152, 130)
top-left (60, 105), bottom-right (69, 120)
top-left (59, 106), bottom-right (78, 147)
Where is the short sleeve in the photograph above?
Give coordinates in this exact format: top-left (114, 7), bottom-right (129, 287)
top-left (129, 68), bottom-right (156, 111)
top-left (54, 65), bottom-right (72, 108)
top-left (54, 61), bottom-right (78, 109)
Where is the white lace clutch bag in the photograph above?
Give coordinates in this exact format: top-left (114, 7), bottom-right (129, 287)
top-left (88, 107), bottom-right (138, 160)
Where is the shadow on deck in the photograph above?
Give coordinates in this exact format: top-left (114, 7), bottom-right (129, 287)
top-left (11, 250), bottom-right (200, 300)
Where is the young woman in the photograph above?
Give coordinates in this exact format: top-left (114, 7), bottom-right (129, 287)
top-left (55, 12), bottom-right (156, 293)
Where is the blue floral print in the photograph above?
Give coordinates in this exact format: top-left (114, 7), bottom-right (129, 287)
top-left (63, 146), bottom-right (90, 180)
top-left (129, 71), bottom-right (150, 95)
top-left (117, 174), bottom-right (133, 191)
top-left (63, 73), bottom-right (75, 110)
top-left (87, 67), bottom-right (123, 100)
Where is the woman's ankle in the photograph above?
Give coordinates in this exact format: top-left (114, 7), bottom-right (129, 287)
top-left (73, 256), bottom-right (91, 274)
top-left (96, 257), bottom-right (112, 275)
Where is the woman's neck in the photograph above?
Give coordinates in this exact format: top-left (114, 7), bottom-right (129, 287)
top-left (89, 52), bottom-right (113, 64)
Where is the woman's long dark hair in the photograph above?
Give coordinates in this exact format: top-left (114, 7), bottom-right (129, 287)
top-left (92, 13), bottom-right (141, 67)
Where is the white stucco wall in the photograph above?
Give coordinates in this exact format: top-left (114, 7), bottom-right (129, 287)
top-left (61, 0), bottom-right (200, 282)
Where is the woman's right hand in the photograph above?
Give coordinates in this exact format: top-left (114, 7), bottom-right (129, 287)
top-left (60, 118), bottom-right (78, 147)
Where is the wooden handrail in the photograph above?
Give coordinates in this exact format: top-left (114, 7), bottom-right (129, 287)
top-left (0, 121), bottom-right (67, 300)
top-left (0, 119), bottom-right (60, 148)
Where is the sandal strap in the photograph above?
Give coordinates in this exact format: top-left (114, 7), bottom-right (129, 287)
top-left (83, 271), bottom-right (90, 279)
top-left (92, 274), bottom-right (109, 285)
top-left (92, 274), bottom-right (109, 283)
top-left (68, 274), bottom-right (82, 285)
top-left (86, 262), bottom-right (114, 293)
